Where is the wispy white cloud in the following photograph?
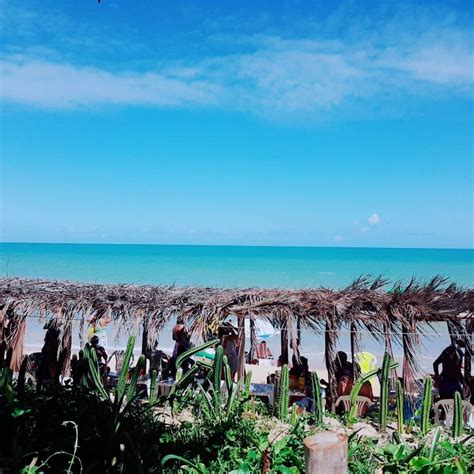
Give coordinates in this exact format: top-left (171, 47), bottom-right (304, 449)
top-left (1, 6), bottom-right (472, 115)
top-left (0, 56), bottom-right (221, 108)
top-left (359, 213), bottom-right (381, 232)
top-left (368, 213), bottom-right (381, 226)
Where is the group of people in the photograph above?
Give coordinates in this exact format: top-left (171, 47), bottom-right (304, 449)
top-left (32, 314), bottom-right (472, 413)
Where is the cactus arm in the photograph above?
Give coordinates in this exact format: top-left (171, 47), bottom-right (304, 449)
top-left (87, 348), bottom-right (109, 400)
top-left (243, 370), bottom-right (252, 399)
top-left (396, 379), bottom-right (405, 434)
top-left (212, 345), bottom-right (224, 410)
top-left (223, 355), bottom-right (233, 394)
top-left (279, 365), bottom-right (289, 421)
top-left (311, 371), bottom-right (323, 424)
top-left (420, 376), bottom-right (433, 435)
top-left (196, 383), bottom-right (215, 419)
top-left (169, 364), bottom-right (199, 397)
top-left (348, 362), bottom-right (399, 424)
top-left (226, 378), bottom-right (243, 418)
top-left (116, 336), bottom-right (136, 402)
top-left (379, 352), bottom-right (391, 432)
top-left (149, 369), bottom-right (158, 404)
top-left (126, 354), bottom-right (146, 402)
top-left (453, 390), bottom-right (463, 438)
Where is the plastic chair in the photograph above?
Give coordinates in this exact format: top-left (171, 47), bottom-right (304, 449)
top-left (332, 395), bottom-right (372, 416)
top-left (108, 350), bottom-right (135, 373)
top-left (433, 399), bottom-right (473, 428)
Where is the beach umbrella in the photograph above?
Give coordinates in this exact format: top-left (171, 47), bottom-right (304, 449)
top-left (244, 318), bottom-right (279, 340)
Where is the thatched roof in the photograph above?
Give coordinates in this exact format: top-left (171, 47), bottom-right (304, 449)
top-left (1, 276), bottom-right (472, 396)
top-left (1, 275), bottom-right (471, 344)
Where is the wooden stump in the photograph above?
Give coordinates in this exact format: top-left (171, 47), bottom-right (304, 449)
top-left (304, 432), bottom-right (348, 474)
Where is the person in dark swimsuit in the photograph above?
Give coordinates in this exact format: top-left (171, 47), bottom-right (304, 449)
top-left (433, 341), bottom-right (464, 399)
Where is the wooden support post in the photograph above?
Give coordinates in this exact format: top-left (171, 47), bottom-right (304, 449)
top-left (141, 316), bottom-right (149, 356)
top-left (297, 316), bottom-right (302, 348)
top-left (350, 322), bottom-right (360, 380)
top-left (304, 432), bottom-right (348, 474)
top-left (281, 319), bottom-right (289, 365)
top-left (464, 320), bottom-right (472, 382)
top-left (401, 319), bottom-right (421, 412)
top-left (325, 320), bottom-right (337, 406)
top-left (249, 317), bottom-right (256, 363)
top-left (237, 315), bottom-right (246, 380)
top-left (447, 320), bottom-right (457, 346)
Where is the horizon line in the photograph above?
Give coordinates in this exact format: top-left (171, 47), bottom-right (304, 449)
top-left (1, 241), bottom-right (473, 252)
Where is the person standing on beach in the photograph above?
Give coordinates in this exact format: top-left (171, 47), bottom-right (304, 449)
top-left (166, 323), bottom-right (193, 379)
top-left (88, 310), bottom-right (112, 350)
top-left (37, 323), bottom-right (60, 389)
top-left (433, 341), bottom-right (465, 399)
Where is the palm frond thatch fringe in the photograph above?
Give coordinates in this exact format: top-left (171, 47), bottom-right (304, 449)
top-left (0, 276), bottom-right (472, 377)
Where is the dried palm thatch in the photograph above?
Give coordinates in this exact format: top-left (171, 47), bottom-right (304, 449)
top-left (0, 276), bottom-right (472, 389)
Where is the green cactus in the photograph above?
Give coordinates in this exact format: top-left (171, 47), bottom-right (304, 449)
top-left (273, 372), bottom-right (281, 417)
top-left (87, 347), bottom-right (109, 400)
top-left (212, 345), bottom-right (224, 410)
top-left (169, 364), bottom-right (199, 398)
top-left (420, 376), bottom-right (433, 435)
top-left (310, 371), bottom-right (323, 424)
top-left (379, 352), bottom-right (391, 432)
top-left (243, 370), bottom-right (252, 399)
top-left (226, 378), bottom-right (243, 418)
top-left (242, 370), bottom-right (252, 411)
top-left (278, 364), bottom-right (289, 421)
top-left (396, 379), bottom-right (405, 434)
top-left (149, 369), bottom-right (158, 404)
top-left (452, 390), bottom-right (463, 438)
top-left (116, 335), bottom-right (136, 402)
top-left (348, 361), bottom-right (399, 426)
top-left (223, 355), bottom-right (233, 393)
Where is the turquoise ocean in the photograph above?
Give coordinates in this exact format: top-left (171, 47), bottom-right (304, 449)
top-left (1, 243), bottom-right (473, 373)
top-left (1, 243), bottom-right (472, 288)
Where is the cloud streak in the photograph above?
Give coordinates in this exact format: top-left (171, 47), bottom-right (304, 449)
top-left (1, 56), bottom-right (221, 108)
top-left (1, 10), bottom-right (472, 115)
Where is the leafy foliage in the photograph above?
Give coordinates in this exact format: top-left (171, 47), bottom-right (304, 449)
top-left (1, 338), bottom-right (473, 473)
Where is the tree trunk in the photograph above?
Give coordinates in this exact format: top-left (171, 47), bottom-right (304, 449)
top-left (304, 432), bottom-right (348, 474)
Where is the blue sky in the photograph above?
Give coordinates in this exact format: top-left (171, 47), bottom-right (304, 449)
top-left (0, 0), bottom-right (472, 248)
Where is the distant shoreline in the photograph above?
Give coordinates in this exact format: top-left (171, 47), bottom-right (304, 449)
top-left (2, 241), bottom-right (473, 251)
